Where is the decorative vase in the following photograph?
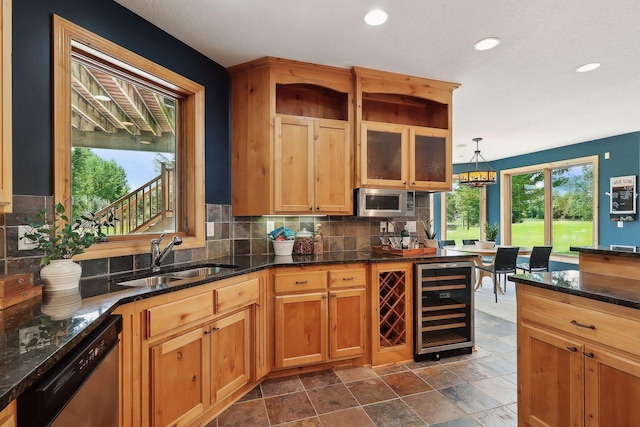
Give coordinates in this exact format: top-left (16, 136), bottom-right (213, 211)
top-left (425, 239), bottom-right (438, 248)
top-left (40, 259), bottom-right (82, 292)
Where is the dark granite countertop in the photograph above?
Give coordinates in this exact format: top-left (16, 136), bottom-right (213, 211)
top-left (0, 250), bottom-right (474, 411)
top-left (570, 245), bottom-right (640, 258)
top-left (511, 269), bottom-right (640, 310)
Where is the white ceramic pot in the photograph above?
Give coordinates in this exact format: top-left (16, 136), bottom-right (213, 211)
top-left (40, 259), bottom-right (82, 292)
top-left (424, 239), bottom-right (438, 248)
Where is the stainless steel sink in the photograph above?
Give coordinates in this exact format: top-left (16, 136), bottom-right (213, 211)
top-left (115, 264), bottom-right (239, 287)
top-left (169, 265), bottom-right (239, 278)
top-left (116, 275), bottom-right (183, 287)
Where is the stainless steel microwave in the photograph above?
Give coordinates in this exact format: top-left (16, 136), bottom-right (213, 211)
top-left (355, 188), bottom-right (415, 217)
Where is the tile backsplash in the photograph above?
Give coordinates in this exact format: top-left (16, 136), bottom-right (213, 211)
top-left (3, 193), bottom-right (431, 283)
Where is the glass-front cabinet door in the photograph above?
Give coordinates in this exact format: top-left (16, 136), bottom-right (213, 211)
top-left (410, 128), bottom-right (451, 191)
top-left (360, 122), bottom-right (408, 188)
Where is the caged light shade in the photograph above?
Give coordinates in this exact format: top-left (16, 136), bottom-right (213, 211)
top-left (459, 138), bottom-right (497, 187)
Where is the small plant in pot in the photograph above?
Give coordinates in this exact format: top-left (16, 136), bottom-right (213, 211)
top-left (421, 219), bottom-right (439, 248)
top-left (21, 203), bottom-right (115, 291)
top-left (483, 222), bottom-right (499, 242)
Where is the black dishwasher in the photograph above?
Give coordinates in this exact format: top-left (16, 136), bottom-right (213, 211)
top-left (414, 262), bottom-right (474, 361)
top-left (18, 314), bottom-right (122, 426)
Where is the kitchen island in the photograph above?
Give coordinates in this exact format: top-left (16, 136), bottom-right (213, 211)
top-left (511, 246), bottom-right (640, 426)
top-left (0, 250), bottom-right (475, 424)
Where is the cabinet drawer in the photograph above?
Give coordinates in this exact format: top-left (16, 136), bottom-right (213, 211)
top-left (146, 292), bottom-right (213, 338)
top-left (215, 278), bottom-right (259, 313)
top-left (520, 293), bottom-right (640, 355)
top-left (329, 268), bottom-right (367, 289)
top-left (275, 271), bottom-right (327, 293)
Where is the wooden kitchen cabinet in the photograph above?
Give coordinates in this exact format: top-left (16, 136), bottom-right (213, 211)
top-left (370, 261), bottom-right (413, 366)
top-left (274, 115), bottom-right (350, 213)
top-left (116, 271), bottom-right (267, 427)
top-left (0, 0), bottom-right (11, 213)
top-left (0, 400), bottom-right (15, 427)
top-left (518, 285), bottom-right (640, 427)
top-left (273, 265), bottom-right (367, 369)
top-left (354, 67), bottom-right (458, 191)
top-left (229, 57), bottom-right (353, 216)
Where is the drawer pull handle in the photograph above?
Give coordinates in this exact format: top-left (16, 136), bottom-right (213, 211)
top-left (571, 320), bottom-right (595, 329)
top-left (295, 280), bottom-right (308, 285)
top-left (584, 352), bottom-right (595, 358)
top-left (342, 277), bottom-right (354, 281)
top-left (566, 346), bottom-right (578, 352)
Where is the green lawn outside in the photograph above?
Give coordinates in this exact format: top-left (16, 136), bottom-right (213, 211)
top-left (447, 219), bottom-right (591, 255)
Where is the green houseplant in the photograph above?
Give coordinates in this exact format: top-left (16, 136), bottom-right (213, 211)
top-left (484, 222), bottom-right (499, 242)
top-left (21, 203), bottom-right (114, 291)
top-left (421, 219), bottom-right (439, 248)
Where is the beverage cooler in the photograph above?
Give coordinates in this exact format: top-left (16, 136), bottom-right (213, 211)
top-left (414, 261), bottom-right (475, 361)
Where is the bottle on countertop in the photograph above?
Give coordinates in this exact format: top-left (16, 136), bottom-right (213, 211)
top-left (401, 227), bottom-right (410, 249)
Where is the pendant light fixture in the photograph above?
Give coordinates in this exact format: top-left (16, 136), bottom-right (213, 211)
top-left (459, 137), bottom-right (497, 187)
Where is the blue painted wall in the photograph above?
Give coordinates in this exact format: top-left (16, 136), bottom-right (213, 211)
top-left (434, 131), bottom-right (640, 269)
top-left (13, 0), bottom-right (231, 204)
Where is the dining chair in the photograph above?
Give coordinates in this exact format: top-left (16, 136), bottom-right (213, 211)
top-left (517, 246), bottom-right (552, 273)
top-left (462, 239), bottom-right (478, 245)
top-left (437, 239), bottom-right (456, 249)
top-left (476, 246), bottom-right (520, 302)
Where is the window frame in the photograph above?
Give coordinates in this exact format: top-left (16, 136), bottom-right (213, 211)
top-left (500, 155), bottom-right (598, 261)
top-left (440, 174), bottom-right (488, 241)
top-left (53, 15), bottom-right (205, 260)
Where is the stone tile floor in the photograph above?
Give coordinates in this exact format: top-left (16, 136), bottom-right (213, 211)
top-left (207, 280), bottom-right (518, 426)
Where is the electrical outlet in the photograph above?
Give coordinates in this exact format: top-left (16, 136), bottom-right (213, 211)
top-left (379, 221), bottom-right (387, 233)
top-left (18, 225), bottom-right (38, 250)
top-left (406, 221), bottom-right (417, 233)
top-left (266, 221), bottom-right (275, 233)
top-left (387, 222), bottom-right (395, 233)
top-left (206, 222), bottom-right (215, 237)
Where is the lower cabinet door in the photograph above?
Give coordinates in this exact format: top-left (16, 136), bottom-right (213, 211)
top-left (210, 309), bottom-right (251, 404)
top-left (585, 345), bottom-right (640, 426)
top-left (329, 288), bottom-right (366, 359)
top-left (150, 327), bottom-right (207, 427)
top-left (518, 323), bottom-right (584, 427)
top-left (274, 292), bottom-right (328, 368)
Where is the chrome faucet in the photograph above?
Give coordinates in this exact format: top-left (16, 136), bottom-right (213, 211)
top-left (150, 232), bottom-right (183, 272)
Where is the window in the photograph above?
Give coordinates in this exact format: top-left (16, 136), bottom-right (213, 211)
top-left (440, 176), bottom-right (487, 242)
top-left (501, 156), bottom-right (598, 256)
top-left (53, 16), bottom-right (205, 259)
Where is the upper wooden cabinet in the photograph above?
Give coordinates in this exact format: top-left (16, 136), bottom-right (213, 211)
top-left (228, 57), bottom-right (353, 216)
top-left (354, 67), bottom-right (458, 191)
top-left (0, 0), bottom-right (11, 212)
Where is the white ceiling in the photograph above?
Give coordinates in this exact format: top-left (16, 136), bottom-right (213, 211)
top-left (115, 0), bottom-right (640, 163)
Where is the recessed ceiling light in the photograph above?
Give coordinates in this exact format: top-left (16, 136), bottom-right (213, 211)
top-left (473, 37), bottom-right (501, 51)
top-left (576, 62), bottom-right (601, 73)
top-left (364, 9), bottom-right (388, 26)
top-left (94, 94), bottom-right (111, 101)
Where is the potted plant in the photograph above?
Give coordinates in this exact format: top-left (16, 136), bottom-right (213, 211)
top-left (483, 222), bottom-right (499, 242)
top-left (21, 203), bottom-right (114, 291)
top-left (421, 219), bottom-right (439, 248)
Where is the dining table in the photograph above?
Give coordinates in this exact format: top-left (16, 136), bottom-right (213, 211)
top-left (442, 244), bottom-right (532, 293)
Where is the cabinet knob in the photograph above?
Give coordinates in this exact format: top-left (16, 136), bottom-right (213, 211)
top-left (566, 346), bottom-right (578, 352)
top-left (309, 207), bottom-right (313, 211)
top-left (295, 280), bottom-right (308, 285)
top-left (584, 352), bottom-right (595, 358)
top-left (403, 181), bottom-right (407, 185)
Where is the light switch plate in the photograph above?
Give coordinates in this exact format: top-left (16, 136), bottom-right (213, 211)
top-left (379, 221), bottom-right (387, 233)
top-left (266, 221), bottom-right (275, 233)
top-left (18, 225), bottom-right (37, 250)
top-left (406, 221), bottom-right (417, 232)
top-left (206, 222), bottom-right (215, 237)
